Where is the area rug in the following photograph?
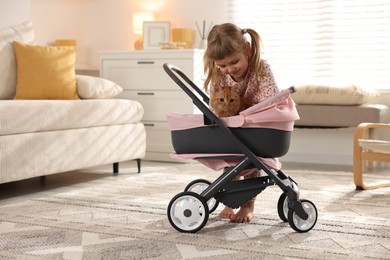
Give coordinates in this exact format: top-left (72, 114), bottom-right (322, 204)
top-left (0, 162), bottom-right (389, 259)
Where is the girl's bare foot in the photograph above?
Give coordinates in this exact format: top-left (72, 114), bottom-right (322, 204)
top-left (230, 200), bottom-right (254, 223)
top-left (219, 206), bottom-right (235, 219)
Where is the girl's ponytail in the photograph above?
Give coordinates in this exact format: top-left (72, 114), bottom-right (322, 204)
top-left (246, 28), bottom-right (263, 75)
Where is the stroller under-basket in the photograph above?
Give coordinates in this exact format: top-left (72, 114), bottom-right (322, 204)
top-left (163, 63), bottom-right (318, 233)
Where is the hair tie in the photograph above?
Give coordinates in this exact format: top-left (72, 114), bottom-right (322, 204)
top-left (242, 28), bottom-right (247, 34)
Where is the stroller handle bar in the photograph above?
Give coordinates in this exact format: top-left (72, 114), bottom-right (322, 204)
top-left (163, 63), bottom-right (210, 104)
top-left (163, 63), bottom-right (218, 126)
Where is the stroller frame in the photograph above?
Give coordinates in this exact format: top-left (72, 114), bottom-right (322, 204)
top-left (163, 63), bottom-right (317, 233)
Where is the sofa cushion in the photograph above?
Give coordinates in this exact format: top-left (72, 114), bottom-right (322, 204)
top-left (295, 104), bottom-right (389, 127)
top-left (0, 21), bottom-right (35, 99)
top-left (76, 75), bottom-right (123, 99)
top-left (13, 41), bottom-right (79, 100)
top-left (0, 99), bottom-right (144, 136)
top-left (292, 84), bottom-right (379, 105)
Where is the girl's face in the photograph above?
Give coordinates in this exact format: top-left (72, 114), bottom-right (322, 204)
top-left (215, 44), bottom-right (250, 82)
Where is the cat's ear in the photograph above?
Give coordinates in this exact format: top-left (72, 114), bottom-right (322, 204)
top-left (213, 82), bottom-right (224, 92)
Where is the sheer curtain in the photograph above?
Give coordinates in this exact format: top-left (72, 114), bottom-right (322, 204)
top-left (228, 0), bottom-right (390, 91)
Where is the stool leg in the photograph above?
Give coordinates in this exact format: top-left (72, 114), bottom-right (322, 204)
top-left (353, 147), bottom-right (364, 190)
top-left (367, 128), bottom-right (374, 170)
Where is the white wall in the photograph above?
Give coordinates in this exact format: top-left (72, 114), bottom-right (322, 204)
top-left (0, 0), bottom-right (30, 26)
top-left (29, 0), bottom-right (228, 69)
top-left (30, 0), bottom-right (87, 65)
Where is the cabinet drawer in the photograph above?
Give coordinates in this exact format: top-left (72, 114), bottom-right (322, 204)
top-left (144, 121), bottom-right (174, 153)
top-left (118, 90), bottom-right (194, 121)
top-left (101, 59), bottom-right (197, 91)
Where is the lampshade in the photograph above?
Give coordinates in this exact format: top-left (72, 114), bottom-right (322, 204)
top-left (133, 12), bottom-right (154, 34)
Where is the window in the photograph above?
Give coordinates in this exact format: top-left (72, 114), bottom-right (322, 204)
top-left (228, 0), bottom-right (390, 91)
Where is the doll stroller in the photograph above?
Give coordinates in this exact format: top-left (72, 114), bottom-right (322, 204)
top-left (163, 63), bottom-right (318, 233)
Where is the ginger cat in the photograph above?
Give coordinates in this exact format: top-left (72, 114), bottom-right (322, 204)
top-left (210, 86), bottom-right (249, 117)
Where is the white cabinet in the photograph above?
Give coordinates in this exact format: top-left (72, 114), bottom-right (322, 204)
top-left (100, 49), bottom-right (204, 161)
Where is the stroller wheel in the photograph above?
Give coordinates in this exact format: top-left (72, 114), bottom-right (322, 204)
top-left (277, 193), bottom-right (289, 222)
top-left (288, 199), bottom-right (318, 233)
top-left (185, 179), bottom-right (219, 214)
top-left (167, 191), bottom-right (209, 233)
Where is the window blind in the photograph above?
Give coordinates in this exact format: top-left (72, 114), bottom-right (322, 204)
top-left (228, 0), bottom-right (390, 90)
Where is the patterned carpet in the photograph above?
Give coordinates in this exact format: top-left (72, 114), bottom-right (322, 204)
top-left (0, 162), bottom-right (389, 259)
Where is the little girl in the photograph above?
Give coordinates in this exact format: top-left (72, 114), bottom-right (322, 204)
top-left (203, 23), bottom-right (279, 223)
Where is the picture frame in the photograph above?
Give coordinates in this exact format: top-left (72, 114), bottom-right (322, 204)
top-left (143, 21), bottom-right (171, 49)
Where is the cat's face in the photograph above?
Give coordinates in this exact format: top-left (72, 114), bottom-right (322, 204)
top-left (210, 86), bottom-right (242, 117)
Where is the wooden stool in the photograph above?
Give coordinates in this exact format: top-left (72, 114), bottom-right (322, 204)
top-left (353, 123), bottom-right (390, 190)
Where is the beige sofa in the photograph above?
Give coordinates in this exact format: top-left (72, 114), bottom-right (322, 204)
top-left (0, 21), bottom-right (146, 184)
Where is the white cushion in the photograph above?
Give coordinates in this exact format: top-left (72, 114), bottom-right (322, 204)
top-left (76, 75), bottom-right (123, 99)
top-left (359, 139), bottom-right (390, 154)
top-left (0, 21), bottom-right (35, 99)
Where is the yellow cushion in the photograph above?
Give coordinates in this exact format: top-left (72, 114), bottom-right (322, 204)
top-left (12, 41), bottom-right (79, 99)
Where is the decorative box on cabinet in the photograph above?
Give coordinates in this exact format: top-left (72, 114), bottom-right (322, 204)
top-left (100, 49), bottom-right (204, 162)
